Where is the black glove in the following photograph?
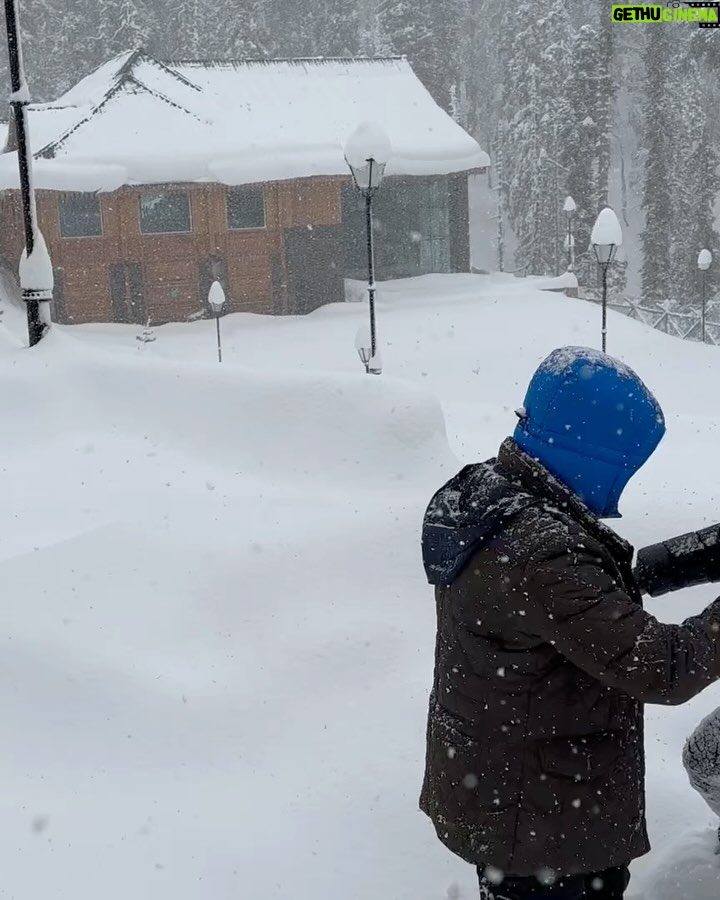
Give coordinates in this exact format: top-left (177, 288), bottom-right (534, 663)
top-left (634, 523), bottom-right (720, 597)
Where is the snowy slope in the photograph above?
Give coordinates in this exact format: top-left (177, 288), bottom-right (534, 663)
top-left (1, 274), bottom-right (720, 900)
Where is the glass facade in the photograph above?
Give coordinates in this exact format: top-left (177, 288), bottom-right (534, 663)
top-left (342, 176), bottom-right (451, 281)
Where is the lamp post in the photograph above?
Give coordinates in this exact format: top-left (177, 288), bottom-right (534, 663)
top-left (698, 249), bottom-right (712, 344)
top-left (563, 195), bottom-right (576, 270)
top-left (591, 207), bottom-right (623, 353)
top-left (345, 121), bottom-right (391, 375)
top-left (4, 0), bottom-right (52, 346)
top-left (355, 325), bottom-right (372, 374)
top-left (208, 280), bottom-right (226, 362)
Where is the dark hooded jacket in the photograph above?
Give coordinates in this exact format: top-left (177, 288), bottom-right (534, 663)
top-left (419, 438), bottom-right (720, 878)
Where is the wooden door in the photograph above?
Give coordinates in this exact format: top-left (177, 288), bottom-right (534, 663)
top-left (284, 225), bottom-right (343, 315)
top-left (110, 262), bottom-right (146, 324)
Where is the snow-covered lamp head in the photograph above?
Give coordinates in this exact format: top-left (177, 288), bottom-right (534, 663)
top-left (591, 207), bottom-right (623, 266)
top-left (208, 280), bottom-right (227, 315)
top-left (698, 249), bottom-right (713, 272)
top-left (563, 195), bottom-right (577, 215)
top-left (344, 122), bottom-right (392, 194)
top-left (19, 228), bottom-right (54, 301)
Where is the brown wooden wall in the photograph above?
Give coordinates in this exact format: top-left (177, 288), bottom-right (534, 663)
top-left (0, 171), bottom-right (476, 325)
top-left (0, 177), bottom-right (345, 325)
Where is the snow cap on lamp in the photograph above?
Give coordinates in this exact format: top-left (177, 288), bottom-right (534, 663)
top-left (19, 228), bottom-right (54, 297)
top-left (698, 249), bottom-right (713, 271)
top-left (344, 121), bottom-right (392, 192)
top-left (208, 280), bottom-right (226, 314)
top-left (591, 207), bottom-right (623, 265)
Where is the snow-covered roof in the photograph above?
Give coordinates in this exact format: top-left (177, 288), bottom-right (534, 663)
top-left (0, 50), bottom-right (489, 192)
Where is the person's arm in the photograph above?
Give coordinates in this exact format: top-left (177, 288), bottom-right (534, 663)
top-left (521, 534), bottom-right (720, 705)
top-left (634, 523), bottom-right (720, 597)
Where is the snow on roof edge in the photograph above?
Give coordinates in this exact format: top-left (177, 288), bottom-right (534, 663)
top-left (0, 147), bottom-right (488, 193)
top-left (1, 51), bottom-right (490, 191)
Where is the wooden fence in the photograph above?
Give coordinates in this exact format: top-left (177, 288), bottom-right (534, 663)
top-left (580, 290), bottom-right (720, 346)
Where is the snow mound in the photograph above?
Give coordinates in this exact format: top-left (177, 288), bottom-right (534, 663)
top-left (683, 706), bottom-right (720, 818)
top-left (636, 830), bottom-right (720, 900)
top-left (0, 327), bottom-right (453, 489)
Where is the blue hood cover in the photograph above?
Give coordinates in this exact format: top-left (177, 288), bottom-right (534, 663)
top-left (513, 347), bottom-right (665, 518)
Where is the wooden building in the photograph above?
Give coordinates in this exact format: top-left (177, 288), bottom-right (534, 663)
top-left (0, 51), bottom-right (489, 325)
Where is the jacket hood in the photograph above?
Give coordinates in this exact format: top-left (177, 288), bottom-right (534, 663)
top-left (422, 461), bottom-right (537, 586)
top-left (513, 347), bottom-right (665, 518)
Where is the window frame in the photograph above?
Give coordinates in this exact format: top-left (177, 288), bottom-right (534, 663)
top-left (226, 185), bottom-right (267, 232)
top-left (139, 190), bottom-right (193, 235)
top-left (58, 192), bottom-right (104, 239)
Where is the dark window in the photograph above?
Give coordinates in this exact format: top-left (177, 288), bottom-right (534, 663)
top-left (226, 186), bottom-right (265, 230)
top-left (59, 193), bottom-right (102, 238)
top-left (139, 191), bottom-right (192, 234)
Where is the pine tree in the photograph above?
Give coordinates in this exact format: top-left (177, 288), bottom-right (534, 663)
top-left (263, 0), bottom-right (361, 57)
top-left (161, 0), bottom-right (208, 57)
top-left (359, 11), bottom-right (394, 57)
top-left (201, 0), bottom-right (270, 58)
top-left (664, 33), bottom-right (719, 311)
top-left (15, 0), bottom-right (104, 100)
top-left (593, 10), bottom-right (614, 212)
top-left (499, 0), bottom-right (572, 275)
top-left (89, 0), bottom-right (163, 59)
top-left (561, 24), bottom-right (600, 286)
top-left (640, 26), bottom-right (673, 307)
top-left (379, 0), bottom-right (468, 112)
top-left (378, 0), bottom-right (431, 67)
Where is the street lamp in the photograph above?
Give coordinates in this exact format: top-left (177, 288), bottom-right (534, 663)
top-left (345, 121), bottom-right (391, 375)
top-left (698, 248), bottom-right (712, 344)
top-left (591, 207), bottom-right (623, 353)
top-left (563, 195), bottom-right (576, 270)
top-left (4, 0), bottom-right (52, 346)
top-left (208, 280), bottom-right (226, 363)
top-left (355, 325), bottom-right (372, 374)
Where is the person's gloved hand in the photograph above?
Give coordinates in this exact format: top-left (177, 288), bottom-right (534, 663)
top-left (634, 523), bottom-right (720, 597)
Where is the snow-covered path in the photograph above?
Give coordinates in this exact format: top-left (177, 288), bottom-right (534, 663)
top-left (0, 273), bottom-right (719, 899)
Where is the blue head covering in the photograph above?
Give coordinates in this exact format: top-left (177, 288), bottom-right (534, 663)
top-left (513, 347), bottom-right (665, 518)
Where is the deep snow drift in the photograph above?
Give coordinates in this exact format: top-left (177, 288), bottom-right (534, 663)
top-left (1, 273), bottom-right (719, 900)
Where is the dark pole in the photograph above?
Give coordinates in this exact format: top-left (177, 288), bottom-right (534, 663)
top-left (601, 263), bottom-right (609, 353)
top-left (365, 187), bottom-right (377, 365)
top-left (702, 271), bottom-right (707, 344)
top-left (4, 0), bottom-right (47, 346)
top-left (216, 314), bottom-right (222, 363)
top-left (567, 214), bottom-right (573, 270)
top-left (495, 145), bottom-right (505, 273)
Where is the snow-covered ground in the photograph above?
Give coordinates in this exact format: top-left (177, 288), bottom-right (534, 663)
top-left (1, 273), bottom-right (719, 900)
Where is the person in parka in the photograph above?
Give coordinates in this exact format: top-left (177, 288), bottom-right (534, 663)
top-left (419, 347), bottom-right (720, 900)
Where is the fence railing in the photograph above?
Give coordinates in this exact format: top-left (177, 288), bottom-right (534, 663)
top-left (580, 289), bottom-right (720, 346)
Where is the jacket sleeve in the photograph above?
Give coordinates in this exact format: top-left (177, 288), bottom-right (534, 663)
top-left (521, 536), bottom-right (720, 706)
